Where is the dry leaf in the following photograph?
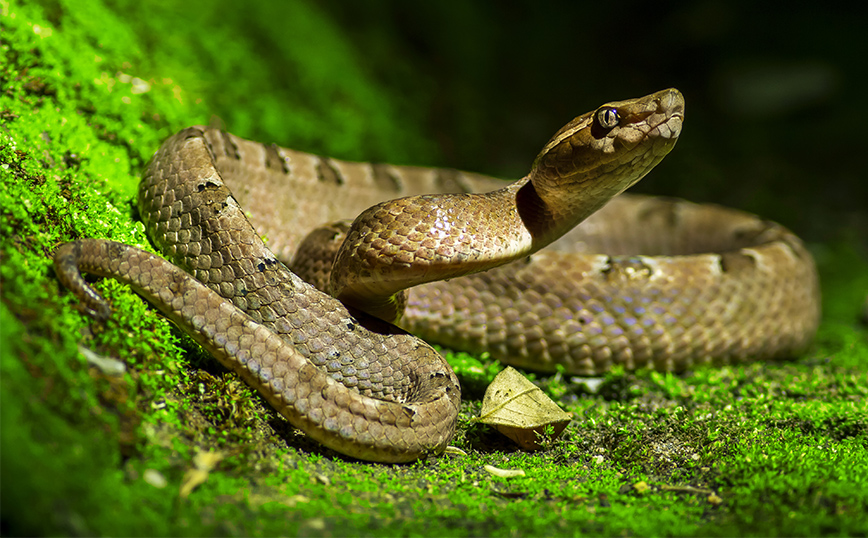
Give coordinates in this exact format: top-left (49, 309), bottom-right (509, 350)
top-left (477, 367), bottom-right (572, 450)
top-left (483, 465), bottom-right (526, 478)
top-left (179, 450), bottom-right (224, 498)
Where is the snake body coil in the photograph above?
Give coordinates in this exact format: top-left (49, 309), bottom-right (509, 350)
top-left (54, 89), bottom-right (820, 461)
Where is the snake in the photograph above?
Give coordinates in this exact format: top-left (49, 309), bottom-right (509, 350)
top-left (53, 88), bottom-right (821, 462)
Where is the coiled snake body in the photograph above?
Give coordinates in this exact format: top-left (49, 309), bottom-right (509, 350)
top-left (54, 89), bottom-right (820, 462)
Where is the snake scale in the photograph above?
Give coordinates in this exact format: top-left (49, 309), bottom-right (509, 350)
top-left (54, 89), bottom-right (820, 462)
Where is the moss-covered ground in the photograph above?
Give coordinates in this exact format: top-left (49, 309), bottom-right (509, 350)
top-left (2, 0), bottom-right (867, 536)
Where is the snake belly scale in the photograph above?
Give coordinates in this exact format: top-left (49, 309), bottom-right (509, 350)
top-left (54, 89), bottom-right (820, 462)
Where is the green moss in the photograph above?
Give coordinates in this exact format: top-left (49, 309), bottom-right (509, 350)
top-left (2, 0), bottom-right (867, 536)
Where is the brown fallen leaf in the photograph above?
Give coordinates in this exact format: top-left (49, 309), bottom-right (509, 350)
top-left (477, 367), bottom-right (572, 450)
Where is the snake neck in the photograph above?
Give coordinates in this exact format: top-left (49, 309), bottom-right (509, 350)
top-left (328, 184), bottom-right (539, 323)
top-left (327, 176), bottom-right (621, 323)
top-left (512, 175), bottom-right (607, 252)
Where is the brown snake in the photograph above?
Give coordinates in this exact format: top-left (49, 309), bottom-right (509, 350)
top-left (54, 88), bottom-right (820, 462)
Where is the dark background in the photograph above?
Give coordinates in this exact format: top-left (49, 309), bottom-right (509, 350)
top-left (310, 1), bottom-right (866, 244)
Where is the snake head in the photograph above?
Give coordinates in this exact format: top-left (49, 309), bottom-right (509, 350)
top-left (533, 88), bottom-right (683, 189)
top-left (526, 88), bottom-right (685, 242)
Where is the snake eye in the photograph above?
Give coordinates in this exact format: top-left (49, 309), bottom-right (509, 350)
top-left (595, 107), bottom-right (620, 130)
